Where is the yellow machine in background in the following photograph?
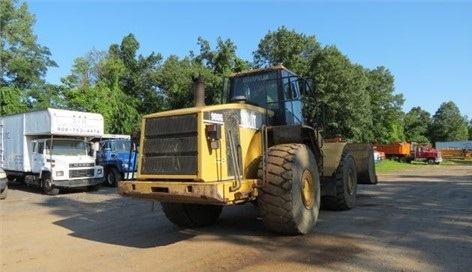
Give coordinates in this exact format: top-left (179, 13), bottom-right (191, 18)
top-left (119, 65), bottom-right (377, 235)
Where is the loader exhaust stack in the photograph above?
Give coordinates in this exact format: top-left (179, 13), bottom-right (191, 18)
top-left (193, 75), bottom-right (205, 107)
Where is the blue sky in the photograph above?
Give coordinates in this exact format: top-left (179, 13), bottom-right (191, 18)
top-left (27, 0), bottom-right (472, 118)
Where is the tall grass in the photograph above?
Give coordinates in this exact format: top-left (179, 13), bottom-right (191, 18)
top-left (375, 160), bottom-right (421, 173)
top-left (374, 158), bottom-right (472, 174)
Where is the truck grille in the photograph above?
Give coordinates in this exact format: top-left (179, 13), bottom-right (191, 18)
top-left (141, 114), bottom-right (198, 175)
top-left (70, 169), bottom-right (95, 178)
top-left (69, 163), bottom-right (95, 168)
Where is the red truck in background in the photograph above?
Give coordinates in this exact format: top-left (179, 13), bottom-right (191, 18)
top-left (374, 142), bottom-right (442, 164)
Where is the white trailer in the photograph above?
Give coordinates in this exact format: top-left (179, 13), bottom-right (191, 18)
top-left (0, 108), bottom-right (105, 195)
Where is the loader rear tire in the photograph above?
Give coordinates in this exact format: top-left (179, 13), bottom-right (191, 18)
top-left (358, 147), bottom-right (378, 184)
top-left (160, 202), bottom-right (222, 228)
top-left (257, 144), bottom-right (320, 235)
top-left (322, 150), bottom-right (357, 210)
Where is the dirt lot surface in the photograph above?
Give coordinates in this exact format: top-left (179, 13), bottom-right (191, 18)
top-left (1, 165), bottom-right (471, 272)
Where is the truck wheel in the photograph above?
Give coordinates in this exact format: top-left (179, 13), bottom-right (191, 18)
top-left (0, 185), bottom-right (7, 200)
top-left (427, 158), bottom-right (435, 164)
top-left (42, 174), bottom-right (59, 196)
top-left (105, 168), bottom-right (121, 187)
top-left (322, 150), bottom-right (357, 210)
top-left (257, 143), bottom-right (320, 235)
top-left (160, 202), bottom-right (223, 227)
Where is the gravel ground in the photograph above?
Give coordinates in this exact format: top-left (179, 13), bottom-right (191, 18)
top-left (1, 164), bottom-right (471, 272)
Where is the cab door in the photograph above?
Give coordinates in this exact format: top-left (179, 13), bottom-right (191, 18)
top-left (31, 141), bottom-right (45, 174)
top-left (282, 80), bottom-right (303, 125)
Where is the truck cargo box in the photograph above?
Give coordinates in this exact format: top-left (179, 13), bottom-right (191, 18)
top-left (1, 108), bottom-right (103, 172)
top-left (374, 143), bottom-right (411, 156)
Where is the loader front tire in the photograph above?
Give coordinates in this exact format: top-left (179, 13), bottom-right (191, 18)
top-left (257, 144), bottom-right (320, 235)
top-left (160, 202), bottom-right (222, 228)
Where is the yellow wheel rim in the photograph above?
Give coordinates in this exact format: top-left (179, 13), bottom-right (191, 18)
top-left (301, 170), bottom-right (314, 209)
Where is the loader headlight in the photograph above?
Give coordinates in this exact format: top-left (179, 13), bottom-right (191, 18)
top-left (205, 123), bottom-right (221, 140)
top-left (206, 123), bottom-right (221, 150)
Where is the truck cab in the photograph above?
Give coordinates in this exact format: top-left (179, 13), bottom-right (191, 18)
top-left (29, 137), bottom-right (104, 195)
top-left (412, 144), bottom-right (442, 164)
top-left (92, 135), bottom-right (138, 187)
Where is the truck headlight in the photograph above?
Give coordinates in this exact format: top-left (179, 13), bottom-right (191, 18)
top-left (56, 171), bottom-right (64, 177)
top-left (97, 169), bottom-right (103, 175)
top-left (122, 163), bottom-right (129, 170)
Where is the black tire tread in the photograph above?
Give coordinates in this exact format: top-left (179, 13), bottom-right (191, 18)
top-left (161, 202), bottom-right (222, 228)
top-left (322, 151), bottom-right (357, 211)
top-left (358, 147), bottom-right (378, 185)
top-left (0, 185), bottom-right (7, 200)
top-left (257, 143), bottom-right (320, 235)
top-left (105, 168), bottom-right (122, 187)
top-left (42, 174), bottom-right (59, 196)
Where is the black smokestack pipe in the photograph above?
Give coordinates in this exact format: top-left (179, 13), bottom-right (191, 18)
top-left (193, 75), bottom-right (205, 107)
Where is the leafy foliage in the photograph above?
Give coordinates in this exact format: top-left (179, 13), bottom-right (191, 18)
top-left (253, 26), bottom-right (321, 76)
top-left (429, 101), bottom-right (469, 142)
top-left (310, 46), bottom-right (372, 141)
top-left (365, 67), bottom-right (405, 143)
top-left (0, 9), bottom-right (467, 143)
top-left (404, 107), bottom-right (431, 144)
top-left (469, 119), bottom-right (472, 140)
top-left (0, 0), bottom-right (57, 114)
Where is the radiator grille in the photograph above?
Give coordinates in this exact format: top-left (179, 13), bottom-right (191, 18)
top-left (141, 114), bottom-right (198, 175)
top-left (69, 169), bottom-right (94, 178)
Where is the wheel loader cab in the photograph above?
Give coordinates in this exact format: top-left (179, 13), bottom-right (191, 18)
top-left (225, 66), bottom-right (308, 126)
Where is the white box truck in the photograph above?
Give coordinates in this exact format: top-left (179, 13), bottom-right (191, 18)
top-left (0, 108), bottom-right (105, 195)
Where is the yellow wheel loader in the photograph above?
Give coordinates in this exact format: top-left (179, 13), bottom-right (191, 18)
top-left (118, 65), bottom-right (377, 235)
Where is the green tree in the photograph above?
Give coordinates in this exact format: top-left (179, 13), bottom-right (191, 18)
top-left (404, 106), bottom-right (431, 143)
top-left (193, 37), bottom-right (250, 76)
top-left (0, 0), bottom-right (57, 114)
top-left (469, 118), bottom-right (472, 140)
top-left (155, 55), bottom-right (205, 110)
top-left (429, 101), bottom-right (468, 143)
top-left (192, 37), bottom-right (250, 104)
top-left (109, 33), bottom-right (164, 115)
top-left (253, 26), bottom-right (321, 76)
top-left (365, 67), bottom-right (405, 143)
top-left (62, 48), bottom-right (140, 134)
top-left (310, 46), bottom-right (372, 141)
top-left (0, 86), bottom-right (27, 113)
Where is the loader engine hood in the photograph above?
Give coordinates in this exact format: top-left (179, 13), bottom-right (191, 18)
top-left (137, 103), bottom-right (272, 181)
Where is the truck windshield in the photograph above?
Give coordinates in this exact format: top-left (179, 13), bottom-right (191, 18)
top-left (112, 140), bottom-right (131, 152)
top-left (46, 139), bottom-right (87, 156)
